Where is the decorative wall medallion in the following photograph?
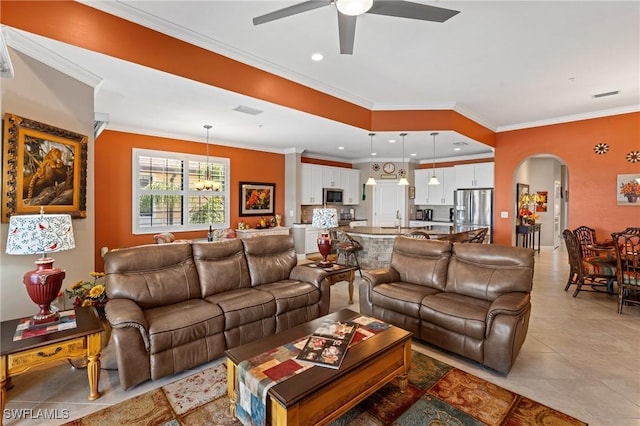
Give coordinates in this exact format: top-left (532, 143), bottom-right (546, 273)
top-left (399, 169), bottom-right (407, 177)
top-left (372, 163), bottom-right (380, 171)
top-left (593, 143), bottom-right (609, 155)
top-left (626, 151), bottom-right (640, 163)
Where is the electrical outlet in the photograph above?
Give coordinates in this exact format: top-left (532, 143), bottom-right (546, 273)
top-left (501, 211), bottom-right (509, 218)
top-left (289, 210), bottom-right (294, 217)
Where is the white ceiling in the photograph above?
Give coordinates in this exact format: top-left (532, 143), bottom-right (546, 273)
top-left (3, 1), bottom-right (639, 164)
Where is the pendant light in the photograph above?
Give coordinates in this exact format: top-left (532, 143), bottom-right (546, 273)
top-left (366, 133), bottom-right (377, 186)
top-left (398, 133), bottom-right (409, 186)
top-left (428, 132), bottom-right (440, 185)
top-left (195, 124), bottom-right (214, 191)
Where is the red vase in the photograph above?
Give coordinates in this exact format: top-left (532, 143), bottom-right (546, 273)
top-left (317, 233), bottom-right (332, 265)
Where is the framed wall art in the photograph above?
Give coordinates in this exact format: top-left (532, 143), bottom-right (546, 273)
top-left (516, 183), bottom-right (529, 208)
top-left (2, 113), bottom-right (88, 222)
top-left (617, 173), bottom-right (640, 206)
top-left (535, 191), bottom-right (548, 212)
top-left (239, 182), bottom-right (275, 216)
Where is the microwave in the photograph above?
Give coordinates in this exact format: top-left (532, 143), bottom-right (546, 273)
top-left (323, 188), bottom-right (343, 205)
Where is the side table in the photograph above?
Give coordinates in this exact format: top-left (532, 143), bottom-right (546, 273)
top-left (303, 263), bottom-right (357, 304)
top-left (516, 223), bottom-right (541, 253)
top-left (0, 307), bottom-right (103, 426)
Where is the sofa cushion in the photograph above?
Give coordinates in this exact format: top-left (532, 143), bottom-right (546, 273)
top-left (192, 240), bottom-right (251, 297)
top-left (372, 282), bottom-right (441, 318)
top-left (205, 288), bottom-right (277, 330)
top-left (105, 242), bottom-right (201, 309)
top-left (242, 235), bottom-right (297, 287)
top-left (420, 292), bottom-right (491, 341)
top-left (390, 238), bottom-right (452, 291)
top-left (446, 243), bottom-right (534, 301)
top-left (145, 299), bottom-right (224, 354)
top-left (256, 280), bottom-right (320, 314)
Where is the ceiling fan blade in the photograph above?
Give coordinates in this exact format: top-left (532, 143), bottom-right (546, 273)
top-left (253, 1), bottom-right (332, 25)
top-left (368, 1), bottom-right (460, 23)
top-left (338, 13), bottom-right (357, 55)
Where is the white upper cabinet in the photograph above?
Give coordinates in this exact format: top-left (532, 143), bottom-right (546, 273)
top-left (414, 167), bottom-right (455, 205)
top-left (454, 163), bottom-right (494, 188)
top-left (341, 168), bottom-right (360, 205)
top-left (322, 166), bottom-right (341, 188)
top-left (300, 163), bottom-right (323, 205)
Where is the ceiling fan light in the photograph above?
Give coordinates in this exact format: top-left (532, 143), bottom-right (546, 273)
top-left (336, 0), bottom-right (373, 16)
top-left (366, 176), bottom-right (377, 186)
top-left (428, 175), bottom-right (440, 185)
top-left (398, 177), bottom-right (409, 186)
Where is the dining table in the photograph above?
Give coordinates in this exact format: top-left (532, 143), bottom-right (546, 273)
top-left (586, 240), bottom-right (617, 293)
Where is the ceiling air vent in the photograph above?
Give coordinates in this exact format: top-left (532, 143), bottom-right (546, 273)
top-left (452, 141), bottom-right (469, 146)
top-left (233, 105), bottom-right (264, 115)
top-left (592, 90), bottom-right (620, 99)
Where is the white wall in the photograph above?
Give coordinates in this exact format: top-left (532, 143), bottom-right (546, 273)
top-left (0, 49), bottom-right (95, 321)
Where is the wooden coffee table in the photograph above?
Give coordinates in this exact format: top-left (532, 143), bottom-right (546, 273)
top-left (0, 307), bottom-right (103, 426)
top-left (303, 263), bottom-right (357, 304)
top-left (225, 309), bottom-right (412, 426)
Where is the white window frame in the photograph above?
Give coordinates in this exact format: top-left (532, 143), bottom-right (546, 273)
top-left (132, 148), bottom-right (230, 234)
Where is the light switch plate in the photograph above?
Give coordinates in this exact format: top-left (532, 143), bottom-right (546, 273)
top-left (501, 211), bottom-right (509, 218)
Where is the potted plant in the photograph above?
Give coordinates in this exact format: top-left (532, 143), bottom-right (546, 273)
top-left (65, 272), bottom-right (110, 346)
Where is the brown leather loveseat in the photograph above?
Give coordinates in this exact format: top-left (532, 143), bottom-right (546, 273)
top-left (359, 237), bottom-right (534, 374)
top-left (104, 235), bottom-right (329, 389)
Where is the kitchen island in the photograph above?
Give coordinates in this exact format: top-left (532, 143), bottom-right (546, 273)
top-left (343, 225), bottom-right (481, 269)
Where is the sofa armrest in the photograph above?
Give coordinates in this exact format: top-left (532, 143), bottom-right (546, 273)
top-left (290, 265), bottom-right (328, 288)
top-left (486, 292), bottom-right (530, 335)
top-left (362, 268), bottom-right (400, 287)
top-left (104, 299), bottom-right (151, 351)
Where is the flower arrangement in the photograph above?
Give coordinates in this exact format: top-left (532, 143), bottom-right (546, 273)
top-left (620, 180), bottom-right (640, 196)
top-left (518, 208), bottom-right (538, 224)
top-left (65, 272), bottom-right (108, 319)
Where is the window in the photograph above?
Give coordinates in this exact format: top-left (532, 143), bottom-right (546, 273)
top-left (132, 148), bottom-right (229, 234)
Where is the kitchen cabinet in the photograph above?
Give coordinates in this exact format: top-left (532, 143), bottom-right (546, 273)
top-left (454, 163), bottom-right (494, 189)
top-left (300, 163), bottom-right (323, 205)
top-left (414, 167), bottom-right (455, 205)
top-left (341, 168), bottom-right (360, 205)
top-left (348, 220), bottom-right (367, 227)
top-left (322, 167), bottom-right (341, 188)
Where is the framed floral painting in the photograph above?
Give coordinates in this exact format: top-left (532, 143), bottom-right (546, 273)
top-left (239, 182), bottom-right (275, 216)
top-left (617, 174), bottom-right (640, 206)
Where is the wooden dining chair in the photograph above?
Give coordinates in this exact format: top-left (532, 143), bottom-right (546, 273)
top-left (572, 226), bottom-right (617, 291)
top-left (611, 232), bottom-right (640, 314)
top-left (466, 227), bottom-right (488, 243)
top-left (573, 225), bottom-right (599, 258)
top-left (562, 229), bottom-right (616, 297)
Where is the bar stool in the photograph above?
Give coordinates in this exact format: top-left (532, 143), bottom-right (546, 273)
top-left (334, 231), bottom-right (363, 277)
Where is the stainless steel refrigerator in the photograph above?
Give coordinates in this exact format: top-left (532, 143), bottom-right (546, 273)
top-left (454, 188), bottom-right (494, 242)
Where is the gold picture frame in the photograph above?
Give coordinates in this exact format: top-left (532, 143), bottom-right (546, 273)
top-left (239, 181), bottom-right (275, 216)
top-left (2, 113), bottom-right (88, 222)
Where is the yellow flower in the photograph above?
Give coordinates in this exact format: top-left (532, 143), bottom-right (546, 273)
top-left (81, 299), bottom-right (93, 307)
top-left (89, 284), bottom-right (105, 298)
top-left (70, 280), bottom-right (84, 290)
top-left (90, 272), bottom-right (105, 278)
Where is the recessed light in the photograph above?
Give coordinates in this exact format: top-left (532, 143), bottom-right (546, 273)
top-left (453, 147), bottom-right (461, 152)
top-left (410, 153), bottom-right (416, 157)
top-left (372, 152), bottom-right (377, 156)
top-left (338, 146), bottom-right (344, 150)
top-left (389, 139), bottom-right (396, 143)
top-left (311, 52), bottom-right (323, 61)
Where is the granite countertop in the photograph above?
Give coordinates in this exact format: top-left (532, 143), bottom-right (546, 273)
top-left (346, 225), bottom-right (481, 236)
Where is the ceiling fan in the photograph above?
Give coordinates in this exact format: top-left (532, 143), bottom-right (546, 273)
top-left (252, 0), bottom-right (460, 55)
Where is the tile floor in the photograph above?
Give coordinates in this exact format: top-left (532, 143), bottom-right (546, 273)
top-left (3, 245), bottom-right (639, 425)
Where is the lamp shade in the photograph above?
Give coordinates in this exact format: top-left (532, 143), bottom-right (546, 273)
top-left (336, 0), bottom-right (373, 16)
top-left (311, 208), bottom-right (338, 230)
top-left (6, 214), bottom-right (75, 256)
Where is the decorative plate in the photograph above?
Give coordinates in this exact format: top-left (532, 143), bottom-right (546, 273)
top-left (626, 151), bottom-right (640, 163)
top-left (593, 143), bottom-right (609, 155)
top-left (399, 168), bottom-right (407, 177)
top-left (372, 163), bottom-right (380, 171)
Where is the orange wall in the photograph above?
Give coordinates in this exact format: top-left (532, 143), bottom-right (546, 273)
top-left (94, 130), bottom-right (285, 271)
top-left (493, 112), bottom-right (640, 246)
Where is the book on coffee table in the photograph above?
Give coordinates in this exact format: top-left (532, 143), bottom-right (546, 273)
top-left (296, 319), bottom-right (358, 369)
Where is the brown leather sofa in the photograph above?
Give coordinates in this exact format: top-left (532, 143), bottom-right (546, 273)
top-left (104, 235), bottom-right (330, 389)
top-left (359, 237), bottom-right (534, 374)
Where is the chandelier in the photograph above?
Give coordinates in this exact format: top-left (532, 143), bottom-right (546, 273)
top-left (195, 124), bottom-right (220, 191)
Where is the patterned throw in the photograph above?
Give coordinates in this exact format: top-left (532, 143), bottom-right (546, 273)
top-left (235, 316), bottom-right (390, 426)
top-left (63, 351), bottom-right (587, 426)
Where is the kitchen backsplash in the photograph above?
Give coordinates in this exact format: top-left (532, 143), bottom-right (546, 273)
top-left (414, 204), bottom-right (454, 222)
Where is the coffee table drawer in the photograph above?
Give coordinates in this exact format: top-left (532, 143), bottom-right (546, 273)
top-left (7, 338), bottom-right (86, 374)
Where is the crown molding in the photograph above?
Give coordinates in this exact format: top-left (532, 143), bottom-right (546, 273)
top-left (4, 26), bottom-right (103, 91)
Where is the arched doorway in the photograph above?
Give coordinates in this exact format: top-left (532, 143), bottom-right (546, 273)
top-left (512, 155), bottom-right (568, 249)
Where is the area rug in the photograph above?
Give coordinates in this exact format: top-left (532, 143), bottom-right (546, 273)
top-left (63, 351), bottom-right (586, 426)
